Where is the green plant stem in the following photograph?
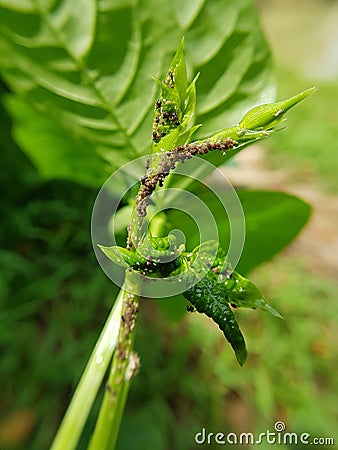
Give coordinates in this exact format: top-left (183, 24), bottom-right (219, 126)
top-left (50, 288), bottom-right (124, 450)
top-left (89, 211), bottom-right (166, 450)
top-left (149, 211), bottom-right (167, 236)
top-left (88, 270), bottom-right (141, 450)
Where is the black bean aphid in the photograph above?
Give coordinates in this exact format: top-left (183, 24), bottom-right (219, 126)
top-left (134, 138), bottom-right (238, 220)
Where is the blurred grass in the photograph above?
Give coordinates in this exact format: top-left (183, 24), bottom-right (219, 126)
top-left (250, 256), bottom-right (338, 440)
top-left (0, 86), bottom-right (118, 449)
top-left (115, 255), bottom-right (338, 450)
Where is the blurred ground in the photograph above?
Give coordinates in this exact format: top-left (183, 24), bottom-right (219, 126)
top-left (254, 0), bottom-right (338, 278)
top-left (257, 0), bottom-right (338, 81)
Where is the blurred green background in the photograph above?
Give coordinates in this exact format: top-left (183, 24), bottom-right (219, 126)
top-left (0, 0), bottom-right (337, 449)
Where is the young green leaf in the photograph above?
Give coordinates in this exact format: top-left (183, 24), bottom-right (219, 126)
top-left (167, 38), bottom-right (188, 105)
top-left (183, 277), bottom-right (247, 366)
top-left (209, 245), bottom-right (283, 318)
top-left (151, 40), bottom-right (190, 150)
top-left (220, 271), bottom-right (283, 319)
top-left (183, 73), bottom-right (199, 122)
top-left (190, 240), bottom-right (219, 267)
top-left (98, 245), bottom-right (144, 268)
top-left (99, 235), bottom-right (186, 278)
top-left (138, 234), bottom-right (185, 261)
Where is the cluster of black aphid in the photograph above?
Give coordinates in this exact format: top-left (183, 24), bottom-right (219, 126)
top-left (164, 70), bottom-right (175, 88)
top-left (135, 138), bottom-right (238, 220)
top-left (152, 97), bottom-right (181, 143)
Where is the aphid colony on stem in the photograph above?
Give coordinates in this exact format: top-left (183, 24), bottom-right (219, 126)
top-left (100, 40), bottom-right (315, 365)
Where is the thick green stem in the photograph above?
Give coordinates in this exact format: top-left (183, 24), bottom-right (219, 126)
top-left (50, 289), bottom-right (124, 450)
top-left (149, 211), bottom-right (167, 237)
top-left (89, 212), bottom-right (166, 450)
top-left (88, 270), bottom-right (141, 450)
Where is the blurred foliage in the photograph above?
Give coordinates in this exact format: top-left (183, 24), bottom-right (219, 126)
top-left (264, 69), bottom-right (338, 194)
top-left (255, 0), bottom-right (338, 193)
top-left (0, 85), bottom-right (118, 449)
top-left (166, 189), bottom-right (311, 275)
top-left (249, 257), bottom-right (338, 447)
top-left (0, 0), bottom-right (275, 187)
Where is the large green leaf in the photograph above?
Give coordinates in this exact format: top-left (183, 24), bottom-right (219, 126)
top-left (0, 0), bottom-right (274, 186)
top-left (4, 96), bottom-right (110, 186)
top-left (166, 190), bottom-right (311, 274)
top-left (236, 190), bottom-right (311, 273)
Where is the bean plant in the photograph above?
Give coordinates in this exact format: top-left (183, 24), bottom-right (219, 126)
top-left (55, 44), bottom-right (313, 449)
top-left (0, 1), bottom-right (315, 449)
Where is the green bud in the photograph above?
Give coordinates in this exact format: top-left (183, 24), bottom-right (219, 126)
top-left (207, 87), bottom-right (316, 148)
top-left (239, 87), bottom-right (317, 130)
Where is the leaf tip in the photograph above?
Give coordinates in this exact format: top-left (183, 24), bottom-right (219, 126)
top-left (281, 86), bottom-right (317, 112)
top-left (236, 348), bottom-right (248, 366)
top-left (304, 86), bottom-right (318, 96)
